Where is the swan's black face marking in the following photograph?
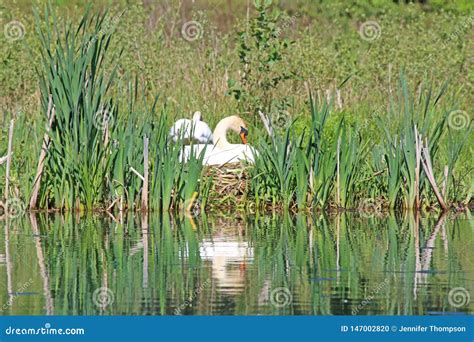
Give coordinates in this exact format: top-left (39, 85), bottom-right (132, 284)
top-left (240, 126), bottom-right (248, 144)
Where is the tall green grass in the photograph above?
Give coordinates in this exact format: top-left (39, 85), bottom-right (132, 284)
top-left (35, 6), bottom-right (120, 210)
top-left (1, 7), bottom-right (470, 214)
top-left (249, 76), bottom-right (470, 212)
top-left (32, 7), bottom-right (206, 212)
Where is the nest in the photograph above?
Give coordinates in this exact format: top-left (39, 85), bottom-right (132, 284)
top-left (203, 162), bottom-right (251, 208)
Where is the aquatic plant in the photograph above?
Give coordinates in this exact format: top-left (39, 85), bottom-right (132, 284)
top-left (34, 6), bottom-right (121, 210)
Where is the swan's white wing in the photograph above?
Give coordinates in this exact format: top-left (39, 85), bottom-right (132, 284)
top-left (169, 119), bottom-right (193, 142)
top-left (193, 121), bottom-right (213, 143)
top-left (179, 144), bottom-right (212, 163)
top-left (241, 145), bottom-right (256, 163)
top-left (171, 118), bottom-right (213, 144)
top-left (203, 144), bottom-right (256, 166)
top-left (180, 143), bottom-right (256, 166)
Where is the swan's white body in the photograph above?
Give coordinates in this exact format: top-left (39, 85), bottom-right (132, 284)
top-left (181, 143), bottom-right (256, 165)
top-left (169, 111), bottom-right (213, 143)
top-left (180, 115), bottom-right (256, 166)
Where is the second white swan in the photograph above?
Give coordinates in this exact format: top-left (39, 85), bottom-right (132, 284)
top-left (169, 111), bottom-right (213, 144)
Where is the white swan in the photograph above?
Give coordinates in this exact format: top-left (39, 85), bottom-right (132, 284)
top-left (169, 111), bottom-right (213, 144)
top-left (181, 115), bottom-right (256, 166)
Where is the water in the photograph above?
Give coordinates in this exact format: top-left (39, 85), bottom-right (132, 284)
top-left (0, 212), bottom-right (472, 315)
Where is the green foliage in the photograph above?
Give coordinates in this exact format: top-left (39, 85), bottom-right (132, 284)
top-left (35, 5), bottom-right (121, 209)
top-left (30, 8), bottom-right (206, 212)
top-left (0, 1), bottom-right (471, 213)
top-left (227, 0), bottom-right (297, 121)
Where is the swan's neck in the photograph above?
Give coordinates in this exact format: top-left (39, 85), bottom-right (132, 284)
top-left (192, 111), bottom-right (201, 122)
top-left (213, 118), bottom-right (233, 149)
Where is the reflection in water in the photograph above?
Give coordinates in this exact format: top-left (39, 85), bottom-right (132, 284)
top-left (0, 212), bottom-right (472, 315)
top-left (30, 213), bottom-right (54, 315)
top-left (199, 238), bottom-right (253, 293)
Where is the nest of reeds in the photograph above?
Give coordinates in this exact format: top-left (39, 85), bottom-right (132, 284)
top-left (203, 163), bottom-right (251, 209)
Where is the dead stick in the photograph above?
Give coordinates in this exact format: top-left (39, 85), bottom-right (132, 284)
top-left (141, 136), bottom-right (149, 211)
top-left (30, 212), bottom-right (54, 314)
top-left (336, 135), bottom-right (341, 207)
top-left (258, 110), bottom-right (273, 137)
top-left (29, 97), bottom-right (55, 209)
top-left (4, 119), bottom-right (14, 206)
top-left (421, 140), bottom-right (448, 210)
top-left (414, 125), bottom-right (421, 210)
top-left (441, 165), bottom-right (448, 200)
top-left (141, 213), bottom-right (149, 289)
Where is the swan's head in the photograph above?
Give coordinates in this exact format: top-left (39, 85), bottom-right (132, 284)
top-left (239, 126), bottom-right (248, 144)
top-left (192, 111), bottom-right (202, 121)
top-left (227, 115), bottom-right (248, 144)
top-left (213, 115), bottom-right (249, 147)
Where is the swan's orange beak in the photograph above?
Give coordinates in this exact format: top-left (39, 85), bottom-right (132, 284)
top-left (240, 127), bottom-right (248, 144)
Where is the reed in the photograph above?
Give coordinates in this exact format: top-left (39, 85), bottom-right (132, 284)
top-left (1, 7), bottom-right (470, 215)
top-left (307, 96), bottom-right (335, 209)
top-left (29, 7), bottom-right (208, 213)
top-left (34, 5), bottom-right (121, 210)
